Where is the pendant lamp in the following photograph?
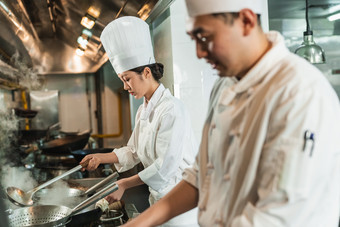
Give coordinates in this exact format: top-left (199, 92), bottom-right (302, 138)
top-left (294, 0), bottom-right (326, 64)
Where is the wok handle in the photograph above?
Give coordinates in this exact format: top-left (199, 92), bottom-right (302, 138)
top-left (84, 172), bottom-right (119, 195)
top-left (29, 159), bottom-right (90, 193)
top-left (71, 182), bottom-right (119, 215)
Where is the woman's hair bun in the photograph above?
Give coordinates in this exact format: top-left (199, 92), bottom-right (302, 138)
top-left (129, 63), bottom-right (164, 82)
top-left (154, 63), bottom-right (164, 80)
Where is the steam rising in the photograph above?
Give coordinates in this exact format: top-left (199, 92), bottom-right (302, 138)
top-left (1, 165), bottom-right (37, 191)
top-left (0, 110), bottom-right (38, 207)
top-left (35, 180), bottom-right (84, 207)
top-left (0, 51), bottom-right (44, 208)
top-left (0, 53), bottom-right (88, 210)
top-left (0, 112), bottom-right (85, 209)
top-left (11, 52), bottom-right (44, 90)
top-left (0, 110), bottom-right (18, 165)
top-left (0, 51), bottom-right (44, 90)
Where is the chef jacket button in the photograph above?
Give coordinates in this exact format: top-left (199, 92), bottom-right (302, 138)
top-left (199, 206), bottom-right (206, 211)
top-left (248, 87), bottom-right (254, 95)
top-left (229, 129), bottom-right (240, 137)
top-left (211, 123), bottom-right (216, 129)
top-left (229, 129), bottom-right (236, 135)
top-left (214, 219), bottom-right (224, 226)
top-left (207, 162), bottom-right (214, 169)
top-left (223, 173), bottom-right (230, 181)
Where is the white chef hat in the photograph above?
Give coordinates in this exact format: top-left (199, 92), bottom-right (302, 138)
top-left (100, 16), bottom-right (155, 74)
top-left (185, 0), bottom-right (265, 17)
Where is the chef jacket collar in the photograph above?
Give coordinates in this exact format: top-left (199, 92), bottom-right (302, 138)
top-left (140, 83), bottom-right (165, 120)
top-left (219, 31), bottom-right (289, 106)
top-left (234, 31), bottom-right (288, 93)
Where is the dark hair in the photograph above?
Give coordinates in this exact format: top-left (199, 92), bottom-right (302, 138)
top-left (129, 63), bottom-right (164, 82)
top-left (212, 12), bottom-right (261, 26)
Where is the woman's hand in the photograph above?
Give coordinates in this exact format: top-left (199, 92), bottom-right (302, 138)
top-left (80, 154), bottom-right (102, 171)
top-left (105, 179), bottom-right (126, 204)
top-left (80, 152), bottom-right (119, 171)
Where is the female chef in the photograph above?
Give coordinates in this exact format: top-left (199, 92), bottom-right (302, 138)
top-left (80, 16), bottom-right (198, 227)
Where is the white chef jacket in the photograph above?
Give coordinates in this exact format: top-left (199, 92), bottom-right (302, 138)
top-left (183, 31), bottom-right (340, 227)
top-left (114, 84), bottom-right (199, 227)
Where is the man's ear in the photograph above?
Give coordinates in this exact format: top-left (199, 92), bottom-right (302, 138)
top-left (239, 9), bottom-right (257, 36)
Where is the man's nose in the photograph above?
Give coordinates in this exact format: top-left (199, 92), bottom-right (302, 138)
top-left (196, 41), bottom-right (208, 59)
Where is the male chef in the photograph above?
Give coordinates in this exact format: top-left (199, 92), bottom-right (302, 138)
top-left (122, 0), bottom-right (340, 226)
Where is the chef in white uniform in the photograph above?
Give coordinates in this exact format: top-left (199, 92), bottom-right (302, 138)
top-left (80, 16), bottom-right (199, 227)
top-left (121, 1), bottom-right (340, 227)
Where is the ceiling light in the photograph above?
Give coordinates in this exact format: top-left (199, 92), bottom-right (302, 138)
top-left (82, 29), bottom-right (92, 38)
top-left (138, 4), bottom-right (151, 21)
top-left (328, 4), bottom-right (340, 14)
top-left (87, 6), bottom-right (100, 18)
top-left (77, 35), bottom-right (88, 49)
top-left (294, 0), bottom-right (325, 64)
top-left (76, 46), bottom-right (85, 56)
top-left (0, 1), bottom-right (10, 14)
top-left (327, 12), bottom-right (340, 21)
top-left (80, 13), bottom-right (96, 29)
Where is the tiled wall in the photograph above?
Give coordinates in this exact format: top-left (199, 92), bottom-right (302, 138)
top-left (151, 1), bottom-right (270, 142)
top-left (152, 1), bottom-right (219, 142)
top-left (169, 0), bottom-right (219, 141)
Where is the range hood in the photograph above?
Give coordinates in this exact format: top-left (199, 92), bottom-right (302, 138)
top-left (0, 0), bottom-right (172, 76)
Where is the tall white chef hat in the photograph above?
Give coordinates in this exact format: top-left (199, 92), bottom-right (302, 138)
top-left (185, 0), bottom-right (264, 17)
top-left (100, 16), bottom-right (155, 74)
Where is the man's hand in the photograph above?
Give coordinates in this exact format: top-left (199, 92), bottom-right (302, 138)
top-left (121, 180), bottom-right (199, 227)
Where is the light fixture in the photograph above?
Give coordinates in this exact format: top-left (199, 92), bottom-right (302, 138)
top-left (138, 4), bottom-right (151, 21)
top-left (294, 0), bottom-right (325, 64)
top-left (80, 13), bottom-right (96, 29)
top-left (76, 46), bottom-right (85, 56)
top-left (82, 29), bottom-right (92, 38)
top-left (0, 1), bottom-right (10, 14)
top-left (328, 12), bottom-right (340, 21)
top-left (87, 6), bottom-right (100, 18)
top-left (77, 35), bottom-right (89, 49)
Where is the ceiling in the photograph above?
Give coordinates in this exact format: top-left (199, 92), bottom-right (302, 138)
top-left (269, 0), bottom-right (340, 19)
top-left (0, 0), bottom-right (340, 78)
top-left (0, 0), bottom-right (168, 76)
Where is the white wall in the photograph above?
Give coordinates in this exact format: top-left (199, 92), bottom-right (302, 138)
top-left (169, 1), bottom-right (220, 141)
top-left (152, 10), bottom-right (175, 94)
top-left (152, 1), bottom-right (218, 141)
top-left (151, 0), bottom-right (270, 141)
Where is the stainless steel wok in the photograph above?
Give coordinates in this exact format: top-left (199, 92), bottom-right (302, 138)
top-left (7, 182), bottom-right (119, 227)
top-left (32, 172), bottom-right (119, 202)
